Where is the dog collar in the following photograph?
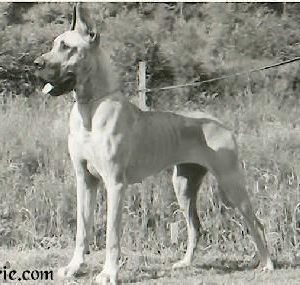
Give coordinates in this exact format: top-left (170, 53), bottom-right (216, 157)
top-left (75, 88), bottom-right (120, 104)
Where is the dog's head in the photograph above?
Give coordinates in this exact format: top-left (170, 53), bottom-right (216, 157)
top-left (34, 3), bottom-right (100, 96)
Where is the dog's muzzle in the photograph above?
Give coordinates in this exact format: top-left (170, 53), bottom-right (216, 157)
top-left (40, 73), bottom-right (76, 97)
top-left (34, 57), bottom-right (76, 96)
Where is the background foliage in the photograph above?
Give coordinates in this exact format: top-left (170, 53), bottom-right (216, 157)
top-left (1, 2), bottom-right (300, 265)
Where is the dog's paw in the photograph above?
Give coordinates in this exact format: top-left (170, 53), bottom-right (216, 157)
top-left (260, 259), bottom-right (274, 272)
top-left (95, 269), bottom-right (118, 285)
top-left (57, 262), bottom-right (88, 278)
top-left (172, 259), bottom-right (191, 270)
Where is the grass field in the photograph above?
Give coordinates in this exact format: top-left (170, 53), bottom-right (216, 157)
top-left (3, 2), bottom-right (300, 284)
top-left (1, 83), bottom-right (300, 283)
top-left (2, 247), bottom-right (300, 284)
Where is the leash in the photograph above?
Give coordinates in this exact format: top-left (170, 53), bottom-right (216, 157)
top-left (144, 56), bottom-right (300, 93)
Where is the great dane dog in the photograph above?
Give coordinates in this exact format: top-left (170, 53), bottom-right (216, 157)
top-left (34, 4), bottom-right (273, 284)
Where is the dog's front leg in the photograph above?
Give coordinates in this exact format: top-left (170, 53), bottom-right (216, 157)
top-left (95, 174), bottom-right (126, 285)
top-left (58, 159), bottom-right (98, 278)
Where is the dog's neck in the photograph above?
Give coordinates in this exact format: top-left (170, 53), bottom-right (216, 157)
top-left (74, 48), bottom-right (120, 130)
top-left (75, 49), bottom-right (118, 103)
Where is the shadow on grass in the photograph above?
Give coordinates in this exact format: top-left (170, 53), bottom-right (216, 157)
top-left (195, 258), bottom-right (300, 273)
top-left (69, 257), bottom-right (300, 283)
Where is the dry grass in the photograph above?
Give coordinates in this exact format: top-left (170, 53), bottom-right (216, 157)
top-left (1, 247), bottom-right (300, 284)
top-left (1, 86), bottom-right (300, 281)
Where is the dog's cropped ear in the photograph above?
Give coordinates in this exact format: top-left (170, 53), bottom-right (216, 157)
top-left (71, 3), bottom-right (100, 44)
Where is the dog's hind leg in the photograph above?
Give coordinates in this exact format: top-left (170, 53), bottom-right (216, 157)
top-left (172, 163), bottom-right (207, 269)
top-left (58, 159), bottom-right (98, 278)
top-left (216, 164), bottom-right (274, 271)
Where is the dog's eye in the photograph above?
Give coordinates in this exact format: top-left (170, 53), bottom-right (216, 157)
top-left (60, 41), bottom-right (70, 50)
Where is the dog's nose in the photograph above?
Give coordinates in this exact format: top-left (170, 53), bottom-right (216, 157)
top-left (34, 56), bottom-right (45, 69)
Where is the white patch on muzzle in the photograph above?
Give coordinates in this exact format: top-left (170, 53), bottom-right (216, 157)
top-left (42, 83), bottom-right (54, 95)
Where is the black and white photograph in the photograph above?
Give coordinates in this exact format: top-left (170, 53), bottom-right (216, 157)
top-left (1, 2), bottom-right (300, 284)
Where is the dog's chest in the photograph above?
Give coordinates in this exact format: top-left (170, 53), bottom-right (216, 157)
top-left (69, 128), bottom-right (94, 158)
top-left (69, 119), bottom-right (126, 167)
top-left (87, 162), bottom-right (100, 179)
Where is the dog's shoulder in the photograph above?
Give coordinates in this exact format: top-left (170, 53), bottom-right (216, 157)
top-left (101, 93), bottom-right (140, 113)
top-left (92, 94), bottom-right (140, 130)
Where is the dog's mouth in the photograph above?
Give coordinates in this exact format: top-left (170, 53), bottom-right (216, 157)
top-left (41, 73), bottom-right (76, 97)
